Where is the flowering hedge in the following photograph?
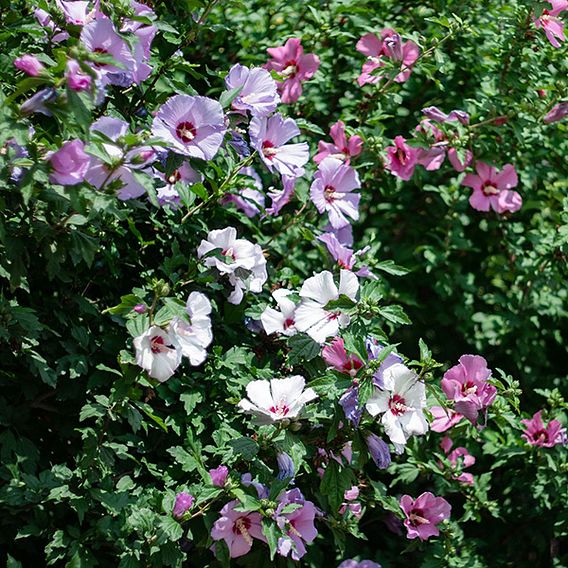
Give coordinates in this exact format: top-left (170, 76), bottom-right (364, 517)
top-left (1, 0), bottom-right (567, 566)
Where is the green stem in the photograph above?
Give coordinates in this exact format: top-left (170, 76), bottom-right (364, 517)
top-left (180, 153), bottom-right (256, 223)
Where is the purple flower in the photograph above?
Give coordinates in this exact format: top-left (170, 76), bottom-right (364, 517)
top-left (155, 161), bottom-right (202, 208)
top-left (173, 491), bottom-right (194, 518)
top-left (400, 492), bottom-right (451, 541)
top-left (80, 19), bottom-right (137, 87)
top-left (65, 60), bottom-right (92, 92)
top-left (338, 561), bottom-right (382, 568)
top-left (310, 157), bottom-right (361, 229)
top-left (422, 106), bottom-right (470, 125)
top-left (228, 131), bottom-right (251, 157)
top-left (324, 223), bottom-right (353, 247)
top-left (544, 101), bottom-right (568, 123)
top-left (339, 386), bottom-right (363, 427)
top-left (266, 175), bottom-right (296, 216)
top-left (221, 167), bottom-right (265, 217)
top-left (57, 0), bottom-right (94, 25)
top-left (86, 117), bottom-right (154, 200)
top-left (211, 499), bottom-right (267, 558)
top-left (225, 64), bottom-right (280, 117)
top-left (151, 95), bottom-right (226, 160)
top-left (5, 139), bottom-right (29, 183)
top-left (249, 113), bottom-right (309, 177)
top-left (209, 465), bottom-right (229, 487)
top-left (276, 452), bottom-right (295, 481)
top-left (365, 433), bottom-right (391, 469)
top-left (35, 8), bottom-right (69, 43)
top-left (241, 473), bottom-right (269, 499)
top-left (120, 1), bottom-right (157, 84)
top-left (366, 338), bottom-right (403, 388)
top-left (48, 140), bottom-right (91, 186)
top-left (20, 88), bottom-right (57, 116)
top-left (275, 488), bottom-right (318, 560)
top-left (14, 54), bottom-right (45, 76)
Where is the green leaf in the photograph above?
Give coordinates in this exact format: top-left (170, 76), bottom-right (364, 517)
top-left (158, 515), bottom-right (183, 542)
top-left (66, 88), bottom-right (92, 132)
top-left (320, 460), bottom-right (354, 511)
top-left (325, 294), bottom-right (357, 311)
top-left (374, 260), bottom-right (410, 276)
top-left (231, 488), bottom-right (262, 512)
top-left (189, 182), bottom-right (208, 200)
top-left (228, 437), bottom-right (259, 460)
top-left (370, 481), bottom-right (403, 515)
top-left (419, 338), bottom-right (431, 362)
top-left (262, 519), bottom-right (280, 560)
top-left (166, 446), bottom-right (199, 472)
top-left (377, 305), bottom-right (411, 325)
top-left (287, 333), bottom-right (321, 365)
top-left (105, 294), bottom-right (142, 315)
top-left (219, 86), bottom-right (243, 109)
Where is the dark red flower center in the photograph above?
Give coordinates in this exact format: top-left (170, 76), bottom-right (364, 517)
top-left (389, 394), bottom-right (407, 416)
top-left (482, 181), bottom-right (500, 196)
top-left (167, 170), bottom-right (182, 184)
top-left (176, 121), bottom-right (197, 143)
top-left (232, 516), bottom-right (251, 535)
top-left (150, 335), bottom-right (166, 354)
top-left (324, 184), bottom-right (336, 203)
top-left (396, 148), bottom-right (408, 165)
top-left (462, 381), bottom-right (478, 395)
top-left (282, 60), bottom-right (298, 78)
top-left (262, 140), bottom-right (277, 160)
top-left (221, 247), bottom-right (236, 260)
top-left (409, 508), bottom-right (430, 526)
top-left (283, 318), bottom-right (295, 330)
top-left (269, 400), bottom-right (290, 416)
top-left (93, 47), bottom-right (109, 68)
top-left (534, 429), bottom-right (549, 443)
top-left (342, 357), bottom-right (364, 376)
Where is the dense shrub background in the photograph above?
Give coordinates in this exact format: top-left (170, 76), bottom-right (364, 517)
top-left (0, 0), bottom-right (566, 566)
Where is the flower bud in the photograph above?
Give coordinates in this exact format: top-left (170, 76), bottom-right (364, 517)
top-left (172, 492), bottom-right (194, 519)
top-left (209, 465), bottom-right (229, 487)
top-left (14, 54), bottom-right (45, 77)
top-left (133, 304), bottom-right (147, 314)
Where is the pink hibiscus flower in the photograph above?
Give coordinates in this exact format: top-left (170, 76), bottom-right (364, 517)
top-left (429, 406), bottom-right (464, 433)
top-left (322, 337), bottom-right (364, 377)
top-left (440, 436), bottom-right (475, 485)
top-left (356, 29), bottom-right (419, 86)
top-left (314, 120), bottom-right (363, 164)
top-left (441, 355), bottom-right (497, 425)
top-left (400, 492), bottom-right (451, 541)
top-left (211, 500), bottom-right (267, 558)
top-left (521, 411), bottom-right (566, 447)
top-left (544, 101), bottom-right (568, 123)
top-left (462, 162), bottom-right (522, 214)
top-left (385, 136), bottom-right (419, 181)
top-left (534, 0), bottom-right (568, 48)
top-left (265, 38), bottom-right (320, 103)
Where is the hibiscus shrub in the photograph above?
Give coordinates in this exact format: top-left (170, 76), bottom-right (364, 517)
top-left (1, 0), bottom-right (567, 567)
